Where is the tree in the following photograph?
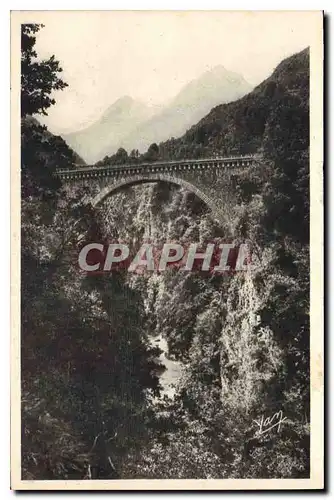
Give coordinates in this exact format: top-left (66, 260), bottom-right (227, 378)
top-left (21, 24), bottom-right (68, 118)
top-left (145, 143), bottom-right (159, 162)
top-left (114, 147), bottom-right (129, 165)
top-left (20, 25), bottom-right (72, 200)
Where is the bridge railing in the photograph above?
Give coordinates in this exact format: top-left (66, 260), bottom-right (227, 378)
top-left (56, 154), bottom-right (261, 175)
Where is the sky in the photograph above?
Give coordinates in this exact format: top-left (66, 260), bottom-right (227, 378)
top-left (25, 11), bottom-right (319, 134)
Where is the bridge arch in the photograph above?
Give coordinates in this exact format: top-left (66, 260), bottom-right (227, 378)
top-left (90, 173), bottom-right (224, 222)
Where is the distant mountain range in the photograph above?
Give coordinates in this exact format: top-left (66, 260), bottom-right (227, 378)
top-left (62, 66), bottom-right (252, 164)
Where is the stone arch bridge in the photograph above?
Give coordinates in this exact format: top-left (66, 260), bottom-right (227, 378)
top-left (56, 156), bottom-right (260, 224)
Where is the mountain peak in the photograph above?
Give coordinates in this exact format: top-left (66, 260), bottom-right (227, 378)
top-left (204, 65), bottom-right (227, 75)
top-left (158, 48), bottom-right (309, 158)
top-left (199, 65), bottom-right (247, 84)
top-left (113, 95), bottom-right (134, 106)
top-left (63, 66), bottom-right (252, 162)
top-left (101, 95), bottom-right (136, 118)
top-left (171, 65), bottom-right (252, 110)
top-left (63, 96), bottom-right (153, 163)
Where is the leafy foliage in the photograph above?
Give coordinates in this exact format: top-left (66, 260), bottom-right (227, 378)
top-left (21, 24), bottom-right (68, 117)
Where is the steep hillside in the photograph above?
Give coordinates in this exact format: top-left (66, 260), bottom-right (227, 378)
top-left (158, 48), bottom-right (309, 159)
top-left (21, 116), bottom-right (85, 203)
top-left (23, 116), bottom-right (85, 166)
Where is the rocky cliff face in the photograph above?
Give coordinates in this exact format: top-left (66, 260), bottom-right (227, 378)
top-left (91, 46), bottom-right (310, 474)
top-left (92, 150), bottom-right (309, 477)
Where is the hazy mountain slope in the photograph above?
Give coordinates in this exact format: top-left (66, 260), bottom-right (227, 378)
top-left (118, 66), bottom-right (252, 154)
top-left (23, 115), bottom-right (86, 167)
top-left (62, 96), bottom-right (154, 164)
top-left (158, 48), bottom-right (309, 159)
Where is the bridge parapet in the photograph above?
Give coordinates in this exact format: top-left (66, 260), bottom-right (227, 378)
top-left (56, 155), bottom-right (259, 180)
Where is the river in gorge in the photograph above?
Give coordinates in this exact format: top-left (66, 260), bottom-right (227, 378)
top-left (152, 335), bottom-right (183, 398)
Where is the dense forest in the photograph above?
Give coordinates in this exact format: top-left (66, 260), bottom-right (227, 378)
top-left (21, 24), bottom-right (309, 480)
